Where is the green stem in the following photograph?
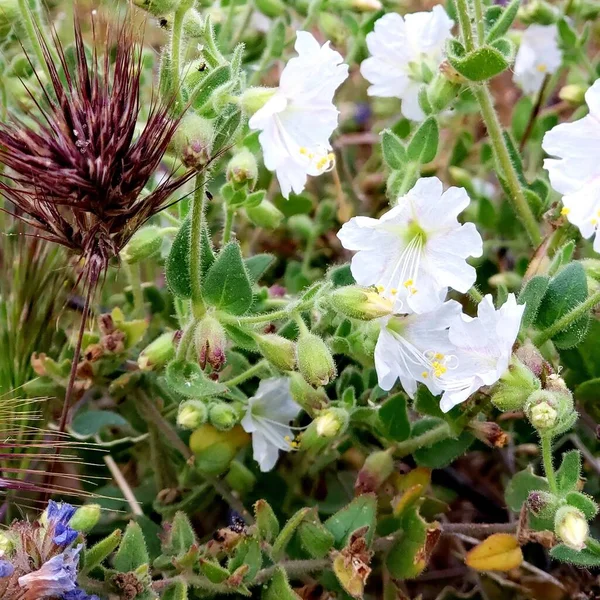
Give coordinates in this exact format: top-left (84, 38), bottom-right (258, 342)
top-left (395, 163), bottom-right (419, 200)
top-left (220, 307), bottom-right (294, 325)
top-left (468, 286), bottom-right (484, 303)
top-left (393, 422), bottom-right (451, 458)
top-left (540, 434), bottom-right (558, 494)
top-left (301, 235), bottom-right (316, 276)
top-left (455, 0), bottom-right (475, 52)
top-left (472, 84), bottom-right (542, 247)
top-left (124, 262), bottom-right (145, 318)
top-left (471, 0), bottom-right (485, 45)
top-left (533, 289), bottom-right (600, 347)
top-left (176, 321), bottom-right (196, 360)
top-left (190, 172), bottom-right (208, 319)
top-left (222, 206), bottom-right (235, 244)
top-left (222, 359), bottom-right (269, 387)
top-left (170, 0), bottom-right (192, 104)
top-left (17, 0), bottom-right (53, 85)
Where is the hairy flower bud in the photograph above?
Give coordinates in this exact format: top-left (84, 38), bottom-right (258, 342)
top-left (190, 424), bottom-right (250, 475)
top-left (559, 84), bottom-right (587, 105)
top-left (491, 357), bottom-right (541, 412)
top-left (209, 402), bottom-right (239, 431)
top-left (314, 408), bottom-right (349, 438)
top-left (177, 399), bottom-right (208, 430)
top-left (355, 449), bottom-right (394, 494)
top-left (526, 491), bottom-right (556, 517)
top-left (122, 226), bottom-right (163, 264)
top-left (296, 332), bottom-right (336, 387)
top-left (138, 331), bottom-right (176, 370)
top-left (514, 342), bottom-right (548, 379)
top-left (69, 504), bottom-right (101, 532)
top-left (245, 200), bottom-right (284, 229)
top-left (255, 0), bottom-right (286, 17)
top-left (240, 87), bottom-right (277, 115)
top-left (132, 0), bottom-right (179, 16)
top-left (518, 0), bottom-right (559, 24)
top-left (255, 333), bottom-right (296, 371)
top-left (555, 506), bottom-right (589, 551)
top-left (227, 148), bottom-right (258, 189)
top-left (289, 372), bottom-right (329, 414)
top-left (427, 73), bottom-right (460, 113)
top-left (174, 114), bottom-right (215, 169)
top-left (329, 287), bottom-right (394, 320)
top-left (470, 421), bottom-right (509, 448)
top-left (195, 315), bottom-right (227, 371)
top-left (525, 389), bottom-right (575, 435)
top-left (529, 401), bottom-right (557, 430)
top-left (183, 8), bottom-right (204, 37)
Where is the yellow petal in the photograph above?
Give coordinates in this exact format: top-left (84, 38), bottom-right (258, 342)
top-left (465, 533), bottom-right (523, 572)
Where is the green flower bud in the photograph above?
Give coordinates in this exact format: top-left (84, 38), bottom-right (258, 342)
top-left (0, 532), bottom-right (15, 557)
top-left (525, 389), bottom-right (575, 435)
top-left (69, 504), bottom-right (101, 532)
top-left (518, 0), bottom-right (559, 24)
top-left (195, 315), bottom-right (227, 371)
top-left (344, 0), bottom-right (382, 11)
top-left (226, 148), bottom-right (258, 189)
top-left (529, 401), bottom-right (558, 430)
top-left (289, 372), bottom-right (328, 414)
top-left (488, 272), bottom-right (522, 290)
top-left (314, 408), bottom-right (348, 438)
top-left (190, 424), bottom-right (250, 475)
top-left (559, 84), bottom-right (587, 105)
top-left (177, 399), bottom-right (208, 429)
top-left (122, 226), bottom-right (163, 264)
top-left (254, 499), bottom-right (280, 543)
top-left (573, 0), bottom-right (600, 19)
top-left (288, 215), bottom-right (316, 240)
top-left (7, 55), bottom-right (33, 79)
top-left (0, 0), bottom-right (19, 38)
top-left (355, 449), bottom-right (394, 494)
top-left (317, 12), bottom-right (349, 46)
top-left (138, 331), bottom-right (176, 371)
top-left (254, 0), bottom-right (286, 17)
top-left (240, 87), bottom-right (277, 116)
top-left (225, 460), bottom-right (257, 495)
top-left (296, 332), bottom-right (336, 387)
top-left (209, 402), bottom-right (239, 431)
top-left (491, 357), bottom-right (541, 412)
top-left (329, 287), bottom-right (394, 321)
top-left (132, 0), bottom-right (179, 17)
top-left (526, 491), bottom-right (557, 519)
top-left (555, 506), bottom-right (589, 551)
top-left (246, 200), bottom-right (284, 229)
top-left (183, 8), bottom-right (204, 37)
top-left (255, 333), bottom-right (296, 371)
top-left (427, 73), bottom-right (461, 113)
top-left (174, 114), bottom-right (215, 169)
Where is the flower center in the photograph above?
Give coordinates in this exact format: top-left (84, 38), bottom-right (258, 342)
top-left (299, 146), bottom-right (336, 173)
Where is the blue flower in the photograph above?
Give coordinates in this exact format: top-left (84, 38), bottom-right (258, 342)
top-left (46, 501), bottom-right (78, 546)
top-left (0, 559), bottom-right (14, 578)
top-left (18, 545), bottom-right (81, 597)
top-left (63, 588), bottom-right (102, 600)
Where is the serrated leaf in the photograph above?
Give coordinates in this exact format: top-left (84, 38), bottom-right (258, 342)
top-left (324, 494), bottom-right (377, 548)
top-left (203, 242), bottom-right (253, 315)
top-left (505, 469), bottom-right (549, 512)
top-left (518, 275), bottom-right (550, 328)
top-left (465, 534), bottom-right (523, 571)
top-left (165, 360), bottom-right (227, 397)
top-left (407, 117), bottom-right (439, 164)
top-left (381, 129), bottom-right (406, 170)
top-left (555, 450), bottom-right (582, 495)
top-left (378, 393), bottom-right (411, 441)
top-left (113, 521), bottom-right (149, 572)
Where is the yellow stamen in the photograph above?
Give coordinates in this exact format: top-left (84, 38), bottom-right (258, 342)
top-left (376, 285), bottom-right (384, 293)
top-left (403, 279), bottom-right (413, 288)
top-left (391, 288), bottom-right (397, 295)
top-left (421, 371), bottom-right (428, 378)
top-left (536, 64), bottom-right (547, 73)
top-left (561, 207), bottom-right (570, 216)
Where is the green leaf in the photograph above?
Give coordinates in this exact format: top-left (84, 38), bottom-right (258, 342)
top-left (486, 0), bottom-right (520, 43)
top-left (448, 44), bottom-right (510, 81)
top-left (166, 217), bottom-right (192, 299)
top-left (297, 514), bottom-right (336, 558)
top-left (550, 543), bottom-right (600, 567)
top-left (213, 108), bottom-right (243, 153)
top-left (200, 559), bottom-right (230, 583)
top-left (324, 494), bottom-right (377, 548)
top-left (378, 393), bottom-right (411, 441)
top-left (505, 469), bottom-right (549, 512)
top-left (413, 429), bottom-right (474, 468)
top-left (190, 65), bottom-right (232, 112)
top-left (548, 241), bottom-right (575, 277)
top-left (203, 242), bottom-right (253, 315)
top-left (555, 450), bottom-right (582, 495)
top-left (160, 581), bottom-right (188, 600)
top-left (535, 262), bottom-right (589, 349)
top-left (113, 521), bottom-right (149, 572)
top-left (407, 117), bottom-right (439, 164)
top-left (83, 529), bottom-right (122, 573)
top-left (245, 254), bottom-right (276, 282)
top-left (165, 360), bottom-right (227, 398)
top-left (271, 507), bottom-right (311, 560)
top-left (262, 567), bottom-right (301, 600)
top-left (413, 385), bottom-right (445, 419)
top-left (575, 377), bottom-right (600, 404)
top-left (228, 538), bottom-right (262, 582)
top-left (381, 129), bottom-right (406, 170)
top-left (518, 275), bottom-right (550, 328)
top-left (557, 17), bottom-right (577, 50)
top-left (166, 512), bottom-right (197, 556)
top-left (565, 492), bottom-right (599, 520)
top-left (255, 499), bottom-right (280, 544)
top-left (70, 411), bottom-right (129, 438)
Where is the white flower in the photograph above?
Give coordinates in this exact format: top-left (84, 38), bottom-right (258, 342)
top-left (241, 377), bottom-right (301, 472)
top-left (248, 31), bottom-right (348, 198)
top-left (555, 507), bottom-right (589, 551)
top-left (437, 294), bottom-right (525, 412)
top-left (360, 6), bottom-right (454, 121)
top-left (375, 300), bottom-right (463, 397)
top-left (513, 25), bottom-right (562, 96)
top-left (337, 177), bottom-right (483, 314)
top-left (542, 80), bottom-right (600, 252)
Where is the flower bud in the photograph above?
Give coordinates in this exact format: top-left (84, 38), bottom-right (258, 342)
top-left (177, 399), bottom-right (208, 429)
top-left (491, 357), bottom-right (541, 412)
top-left (349, 0), bottom-right (382, 11)
top-left (254, 0), bottom-right (286, 17)
top-left (288, 215), bottom-right (316, 240)
top-left (528, 396), bottom-right (558, 430)
top-left (314, 408), bottom-right (349, 438)
top-left (122, 226), bottom-right (163, 264)
top-left (0, 0), bottom-right (19, 38)
top-left (132, 0), bottom-right (179, 17)
top-left (245, 200), bottom-right (284, 229)
top-left (469, 421), bottom-right (509, 448)
top-left (354, 449), bottom-right (394, 494)
top-left (518, 0), bottom-right (559, 24)
top-left (240, 87), bottom-right (277, 116)
top-left (183, 8), bottom-right (204, 37)
top-left (427, 73), bottom-right (461, 113)
top-left (226, 148), bottom-right (258, 189)
top-left (190, 424), bottom-right (250, 475)
top-left (195, 315), bottom-right (227, 371)
top-left (526, 491), bottom-right (556, 517)
top-left (559, 84), bottom-right (587, 105)
top-left (69, 504), bottom-right (101, 532)
top-left (209, 402), bottom-right (239, 431)
top-left (525, 389), bottom-right (575, 435)
top-left (555, 506), bottom-right (589, 551)
top-left (317, 13), bottom-right (349, 47)
top-left (0, 532), bottom-right (15, 557)
top-left (289, 372), bottom-right (329, 414)
top-left (514, 342), bottom-right (548, 379)
top-left (174, 114), bottom-right (215, 169)
top-left (296, 332), bottom-right (336, 387)
top-left (137, 331), bottom-right (176, 370)
top-left (225, 460), bottom-right (257, 495)
top-left (255, 333), bottom-right (296, 371)
top-left (329, 287), bottom-right (394, 321)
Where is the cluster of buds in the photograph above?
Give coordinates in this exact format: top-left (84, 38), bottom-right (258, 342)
top-left (524, 388), bottom-right (576, 437)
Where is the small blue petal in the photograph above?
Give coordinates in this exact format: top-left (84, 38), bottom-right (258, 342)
top-left (0, 559), bottom-right (14, 578)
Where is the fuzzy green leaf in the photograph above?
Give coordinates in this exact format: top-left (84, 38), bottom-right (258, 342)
top-left (505, 469), bottom-right (549, 512)
top-left (448, 45), bottom-right (510, 81)
top-left (486, 0), bottom-right (520, 43)
top-left (245, 254), bottom-right (276, 282)
top-left (190, 65), bottom-right (232, 112)
top-left (518, 275), bottom-right (550, 328)
top-left (83, 529), bottom-right (122, 573)
top-left (165, 360), bottom-right (227, 398)
top-left (324, 494), bottom-right (377, 548)
top-left (556, 450), bottom-right (582, 495)
top-left (378, 393), bottom-right (411, 441)
top-left (262, 567), bottom-right (301, 600)
top-left (407, 117), bottom-right (439, 164)
top-left (381, 129), bottom-right (406, 170)
top-left (565, 491), bottom-right (599, 519)
top-left (550, 543), bottom-right (600, 567)
top-left (113, 521), bottom-right (149, 572)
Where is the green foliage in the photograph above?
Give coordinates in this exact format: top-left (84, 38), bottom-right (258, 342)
top-left (113, 522), bottom-right (150, 572)
top-left (407, 117), bottom-right (439, 164)
top-left (378, 393), bottom-right (411, 441)
top-left (324, 494), bottom-right (377, 548)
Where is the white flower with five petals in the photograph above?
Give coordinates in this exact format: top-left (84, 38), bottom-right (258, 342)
top-left (542, 80), bottom-right (600, 252)
top-left (436, 294), bottom-right (525, 412)
top-left (248, 31), bottom-right (348, 198)
top-left (513, 24), bottom-right (562, 96)
top-left (360, 6), bottom-right (454, 121)
top-left (337, 177), bottom-right (483, 314)
top-left (241, 377), bottom-right (301, 472)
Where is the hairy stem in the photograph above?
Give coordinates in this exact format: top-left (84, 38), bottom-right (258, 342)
top-left (124, 262), bottom-right (145, 319)
top-left (455, 0), bottom-right (475, 52)
top-left (170, 0), bottom-right (193, 104)
top-left (17, 0), bottom-right (53, 85)
top-left (393, 422), bottom-right (451, 457)
top-left (540, 434), bottom-right (558, 494)
top-left (223, 359), bottom-right (269, 387)
top-left (176, 320), bottom-right (196, 360)
top-left (533, 289), bottom-right (600, 347)
top-left (222, 206), bottom-right (235, 244)
top-left (471, 0), bottom-right (485, 46)
top-left (190, 172), bottom-right (208, 319)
